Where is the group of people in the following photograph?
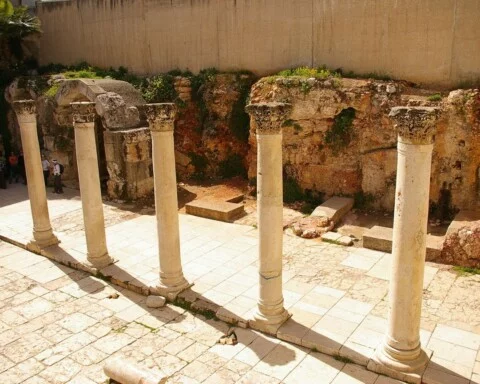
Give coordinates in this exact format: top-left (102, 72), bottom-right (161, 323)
top-left (0, 150), bottom-right (26, 188)
top-left (0, 150), bottom-right (64, 194)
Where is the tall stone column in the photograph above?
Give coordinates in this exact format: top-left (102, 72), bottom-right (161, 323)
top-left (72, 102), bottom-right (113, 268)
top-left (369, 107), bottom-right (440, 384)
top-left (12, 100), bottom-right (59, 252)
top-left (246, 102), bottom-right (292, 334)
top-left (145, 103), bottom-right (190, 299)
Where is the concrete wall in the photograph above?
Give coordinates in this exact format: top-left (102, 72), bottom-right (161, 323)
top-left (37, 0), bottom-right (480, 87)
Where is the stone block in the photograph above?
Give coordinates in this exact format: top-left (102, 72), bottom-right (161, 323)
top-left (363, 226), bottom-right (443, 259)
top-left (311, 196), bottom-right (354, 224)
top-left (321, 232), bottom-right (353, 246)
top-left (185, 199), bottom-right (245, 222)
top-left (146, 295), bottom-right (166, 308)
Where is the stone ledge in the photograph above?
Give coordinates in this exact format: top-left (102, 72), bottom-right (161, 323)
top-left (311, 196), bottom-right (354, 225)
top-left (363, 225), bottom-right (443, 259)
top-left (185, 199), bottom-right (245, 222)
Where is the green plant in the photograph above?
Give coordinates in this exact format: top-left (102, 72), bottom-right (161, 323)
top-left (427, 94), bottom-right (442, 102)
top-left (277, 66), bottom-right (340, 79)
top-left (334, 354), bottom-right (354, 364)
top-left (453, 266), bottom-right (480, 276)
top-left (44, 83), bottom-right (60, 98)
top-left (141, 74), bottom-right (177, 103)
top-left (283, 176), bottom-right (304, 203)
top-left (229, 73), bottom-right (254, 142)
top-left (218, 154), bottom-right (247, 179)
top-left (325, 108), bottom-right (356, 153)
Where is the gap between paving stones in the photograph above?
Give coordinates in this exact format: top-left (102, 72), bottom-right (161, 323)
top-left (0, 235), bottom-right (387, 378)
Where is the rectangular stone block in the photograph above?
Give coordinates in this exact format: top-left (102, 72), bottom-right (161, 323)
top-left (363, 225), bottom-right (443, 259)
top-left (311, 196), bottom-right (354, 224)
top-left (185, 199), bottom-right (245, 222)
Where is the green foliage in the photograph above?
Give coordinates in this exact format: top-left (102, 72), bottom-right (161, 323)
top-left (325, 108), bottom-right (356, 153)
top-left (342, 70), bottom-right (392, 81)
top-left (141, 74), bottom-right (177, 103)
top-left (427, 93), bottom-right (442, 102)
top-left (229, 73), bottom-right (254, 142)
top-left (353, 191), bottom-right (375, 210)
top-left (453, 266), bottom-right (480, 276)
top-left (283, 177), bottom-right (304, 203)
top-left (333, 354), bottom-right (354, 364)
top-left (218, 154), bottom-right (247, 179)
top-left (0, 5), bottom-right (41, 39)
top-left (63, 70), bottom-right (102, 79)
top-left (277, 66), bottom-right (341, 79)
top-left (44, 82), bottom-right (60, 98)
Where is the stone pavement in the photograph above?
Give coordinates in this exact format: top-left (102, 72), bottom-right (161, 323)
top-left (0, 240), bottom-right (406, 384)
top-left (1, 184), bottom-right (480, 383)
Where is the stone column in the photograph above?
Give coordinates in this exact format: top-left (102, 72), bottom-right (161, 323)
top-left (72, 102), bottom-right (113, 268)
top-left (12, 100), bottom-right (59, 252)
top-left (369, 107), bottom-right (440, 384)
top-left (246, 102), bottom-right (292, 334)
top-left (145, 103), bottom-right (190, 299)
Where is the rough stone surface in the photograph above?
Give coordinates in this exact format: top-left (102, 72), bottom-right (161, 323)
top-left (311, 196), bottom-right (354, 225)
top-left (186, 199), bottom-right (245, 222)
top-left (146, 295), bottom-right (166, 308)
top-left (291, 216), bottom-right (333, 239)
top-left (437, 220), bottom-right (480, 268)
top-left (95, 92), bottom-right (141, 130)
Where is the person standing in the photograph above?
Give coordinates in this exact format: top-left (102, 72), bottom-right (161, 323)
top-left (8, 151), bottom-right (19, 184)
top-left (0, 151), bottom-right (6, 189)
top-left (52, 159), bottom-right (63, 194)
top-left (41, 155), bottom-right (50, 186)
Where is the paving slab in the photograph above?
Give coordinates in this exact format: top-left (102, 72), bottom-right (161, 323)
top-left (186, 199), bottom-right (245, 222)
top-left (363, 225), bottom-right (443, 260)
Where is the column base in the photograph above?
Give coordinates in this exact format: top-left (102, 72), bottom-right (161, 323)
top-left (367, 344), bottom-right (431, 384)
top-left (151, 278), bottom-right (193, 301)
top-left (249, 308), bottom-right (291, 336)
top-left (27, 234), bottom-right (60, 254)
top-left (87, 253), bottom-right (116, 269)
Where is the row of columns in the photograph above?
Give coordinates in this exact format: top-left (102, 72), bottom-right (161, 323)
top-left (12, 98), bottom-right (439, 382)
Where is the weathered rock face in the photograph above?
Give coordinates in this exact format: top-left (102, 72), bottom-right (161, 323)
top-left (173, 74), bottom-right (254, 179)
top-left (249, 77), bottom-right (480, 212)
top-left (439, 221), bottom-right (480, 267)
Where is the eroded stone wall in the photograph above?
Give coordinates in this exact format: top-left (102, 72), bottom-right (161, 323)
top-left (248, 77), bottom-right (480, 212)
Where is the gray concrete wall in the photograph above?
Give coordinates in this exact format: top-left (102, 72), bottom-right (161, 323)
top-left (37, 0), bottom-right (480, 87)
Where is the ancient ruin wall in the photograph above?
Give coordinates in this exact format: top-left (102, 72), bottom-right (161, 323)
top-left (37, 0), bottom-right (480, 87)
top-left (248, 78), bottom-right (480, 212)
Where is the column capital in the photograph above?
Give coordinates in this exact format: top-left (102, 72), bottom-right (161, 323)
top-left (71, 102), bottom-right (96, 125)
top-left (12, 100), bottom-right (36, 123)
top-left (246, 102), bottom-right (292, 135)
top-left (389, 106), bottom-right (441, 145)
top-left (145, 103), bottom-right (177, 132)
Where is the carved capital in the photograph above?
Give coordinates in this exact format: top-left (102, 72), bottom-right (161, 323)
top-left (12, 100), bottom-right (36, 123)
top-left (245, 102), bottom-right (292, 135)
top-left (71, 102), bottom-right (96, 125)
top-left (145, 103), bottom-right (177, 132)
top-left (389, 107), bottom-right (441, 145)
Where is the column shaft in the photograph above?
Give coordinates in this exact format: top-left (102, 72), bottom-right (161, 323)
top-left (246, 102), bottom-right (292, 334)
top-left (13, 100), bottom-right (58, 250)
top-left (72, 102), bottom-right (112, 268)
top-left (145, 103), bottom-right (190, 299)
top-left (257, 133), bottom-right (285, 318)
top-left (387, 142), bottom-right (433, 352)
top-left (151, 130), bottom-right (185, 287)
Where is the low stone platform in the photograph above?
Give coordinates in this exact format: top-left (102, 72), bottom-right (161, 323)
top-left (311, 196), bottom-right (354, 225)
top-left (185, 199), bottom-right (245, 222)
top-left (447, 210), bottom-right (480, 235)
top-left (363, 225), bottom-right (443, 260)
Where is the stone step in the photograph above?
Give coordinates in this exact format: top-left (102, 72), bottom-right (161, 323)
top-left (226, 194), bottom-right (245, 204)
top-left (311, 196), bottom-right (354, 225)
top-left (321, 231), bottom-right (354, 246)
top-left (185, 199), bottom-right (245, 222)
top-left (363, 225), bottom-right (443, 260)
